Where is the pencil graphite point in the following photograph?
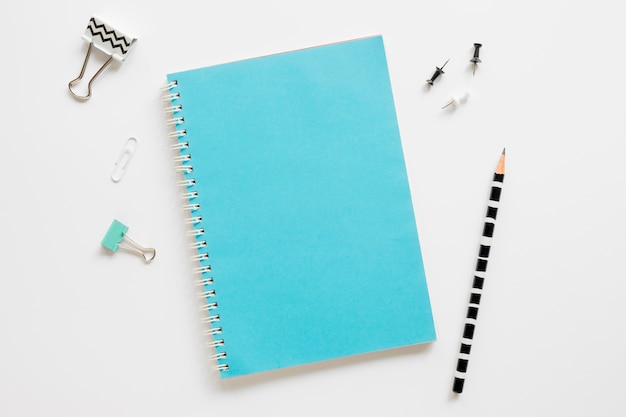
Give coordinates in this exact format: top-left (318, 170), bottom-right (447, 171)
top-left (496, 149), bottom-right (506, 175)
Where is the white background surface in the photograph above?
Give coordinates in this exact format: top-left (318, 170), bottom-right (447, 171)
top-left (1, 1), bottom-right (624, 416)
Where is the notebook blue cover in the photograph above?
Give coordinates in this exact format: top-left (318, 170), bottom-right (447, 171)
top-left (166, 36), bottom-right (436, 378)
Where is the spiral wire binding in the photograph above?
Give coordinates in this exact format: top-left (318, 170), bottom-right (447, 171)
top-left (162, 81), bottom-right (229, 373)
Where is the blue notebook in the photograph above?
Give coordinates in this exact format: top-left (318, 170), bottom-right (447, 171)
top-left (164, 36), bottom-right (436, 378)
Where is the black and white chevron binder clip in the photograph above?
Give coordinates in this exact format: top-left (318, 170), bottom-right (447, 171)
top-left (68, 16), bottom-right (137, 101)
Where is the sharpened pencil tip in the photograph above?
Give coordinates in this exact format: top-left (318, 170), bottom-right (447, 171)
top-left (496, 149), bottom-right (506, 174)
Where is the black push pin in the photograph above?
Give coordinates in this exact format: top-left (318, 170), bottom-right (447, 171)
top-left (470, 43), bottom-right (482, 75)
top-left (426, 59), bottom-right (449, 86)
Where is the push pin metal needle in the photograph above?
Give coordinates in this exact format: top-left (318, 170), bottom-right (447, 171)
top-left (470, 43), bottom-right (482, 75)
top-left (441, 90), bottom-right (471, 109)
top-left (427, 59), bottom-right (450, 86)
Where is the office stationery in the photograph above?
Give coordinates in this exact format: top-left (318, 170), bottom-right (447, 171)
top-left (68, 15), bottom-right (137, 100)
top-left (111, 137), bottom-right (137, 182)
top-left (442, 90), bottom-right (471, 109)
top-left (453, 149), bottom-right (506, 394)
top-left (163, 35), bottom-right (436, 378)
top-left (101, 219), bottom-right (155, 262)
top-left (427, 58), bottom-right (449, 86)
top-left (470, 43), bottom-right (483, 75)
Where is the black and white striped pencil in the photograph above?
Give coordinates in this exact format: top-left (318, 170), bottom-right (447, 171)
top-left (452, 148), bottom-right (506, 394)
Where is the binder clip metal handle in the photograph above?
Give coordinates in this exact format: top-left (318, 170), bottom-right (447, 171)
top-left (68, 43), bottom-right (113, 101)
top-left (68, 16), bottom-right (137, 101)
top-left (102, 219), bottom-right (156, 263)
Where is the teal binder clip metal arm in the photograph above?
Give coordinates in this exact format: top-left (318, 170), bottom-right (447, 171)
top-left (102, 219), bottom-right (155, 263)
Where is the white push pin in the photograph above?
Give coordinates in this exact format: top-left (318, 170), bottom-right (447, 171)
top-left (441, 90), bottom-right (471, 109)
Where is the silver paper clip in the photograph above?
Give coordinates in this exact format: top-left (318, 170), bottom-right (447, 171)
top-left (111, 137), bottom-right (137, 182)
top-left (68, 16), bottom-right (137, 101)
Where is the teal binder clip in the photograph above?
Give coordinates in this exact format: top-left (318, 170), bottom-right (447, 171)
top-left (102, 219), bottom-right (156, 263)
